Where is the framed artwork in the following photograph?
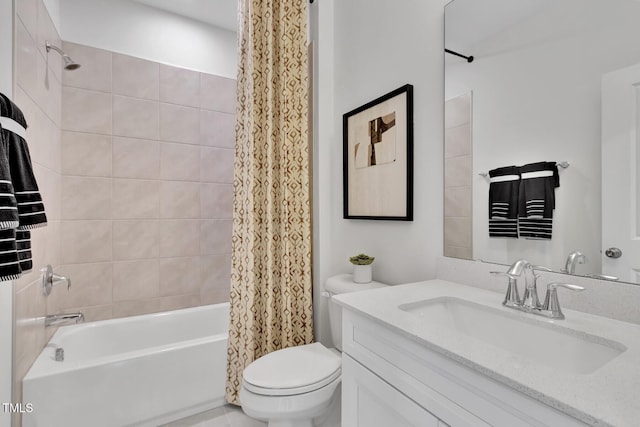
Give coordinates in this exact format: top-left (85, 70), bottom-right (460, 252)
top-left (343, 84), bottom-right (413, 220)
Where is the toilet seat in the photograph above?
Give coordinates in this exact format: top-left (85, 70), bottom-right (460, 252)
top-left (242, 342), bottom-right (341, 396)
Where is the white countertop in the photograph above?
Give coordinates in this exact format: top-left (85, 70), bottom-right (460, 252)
top-left (334, 279), bottom-right (640, 427)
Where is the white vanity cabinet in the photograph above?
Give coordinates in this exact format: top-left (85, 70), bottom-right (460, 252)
top-left (341, 309), bottom-right (588, 427)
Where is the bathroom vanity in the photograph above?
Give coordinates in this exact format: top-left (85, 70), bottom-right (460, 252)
top-left (334, 280), bottom-right (640, 427)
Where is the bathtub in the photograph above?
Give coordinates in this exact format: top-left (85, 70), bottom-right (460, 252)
top-left (22, 302), bottom-right (230, 427)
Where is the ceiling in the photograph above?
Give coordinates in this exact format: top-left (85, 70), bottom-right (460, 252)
top-left (131, 0), bottom-right (238, 32)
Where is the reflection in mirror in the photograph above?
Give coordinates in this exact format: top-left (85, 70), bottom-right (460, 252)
top-left (444, 0), bottom-right (640, 284)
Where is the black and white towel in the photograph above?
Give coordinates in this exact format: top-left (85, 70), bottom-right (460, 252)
top-left (518, 161), bottom-right (559, 239)
top-left (0, 93), bottom-right (47, 281)
top-left (0, 93), bottom-right (47, 230)
top-left (488, 166), bottom-right (520, 238)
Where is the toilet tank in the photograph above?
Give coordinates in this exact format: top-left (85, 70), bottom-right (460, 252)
top-left (325, 274), bottom-right (388, 351)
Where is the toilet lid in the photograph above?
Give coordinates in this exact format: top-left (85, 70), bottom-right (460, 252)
top-left (242, 342), bottom-right (341, 396)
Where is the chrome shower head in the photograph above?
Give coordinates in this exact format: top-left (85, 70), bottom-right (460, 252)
top-left (45, 41), bottom-right (81, 71)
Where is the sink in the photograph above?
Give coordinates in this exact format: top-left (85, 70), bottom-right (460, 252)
top-left (398, 297), bottom-right (626, 374)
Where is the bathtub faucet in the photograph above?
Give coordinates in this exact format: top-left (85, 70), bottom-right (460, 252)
top-left (45, 312), bottom-right (85, 327)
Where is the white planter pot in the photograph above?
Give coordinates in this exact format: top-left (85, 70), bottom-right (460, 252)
top-left (352, 264), bottom-right (372, 284)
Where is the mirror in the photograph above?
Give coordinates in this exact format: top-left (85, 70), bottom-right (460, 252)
top-left (444, 0), bottom-right (640, 284)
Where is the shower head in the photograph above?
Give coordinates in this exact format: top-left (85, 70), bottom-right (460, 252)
top-left (45, 41), bottom-right (81, 71)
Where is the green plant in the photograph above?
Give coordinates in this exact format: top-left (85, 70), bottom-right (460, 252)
top-left (349, 253), bottom-right (375, 265)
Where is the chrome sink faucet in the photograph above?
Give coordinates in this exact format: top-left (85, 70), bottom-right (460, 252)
top-left (491, 259), bottom-right (583, 319)
top-left (45, 312), bottom-right (84, 327)
top-left (562, 251), bottom-right (587, 275)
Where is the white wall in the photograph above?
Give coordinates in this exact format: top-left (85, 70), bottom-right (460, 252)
top-left (0, 0), bottom-right (13, 422)
top-left (58, 0), bottom-right (237, 77)
top-left (445, 0), bottom-right (640, 274)
top-left (312, 0), bottom-right (446, 343)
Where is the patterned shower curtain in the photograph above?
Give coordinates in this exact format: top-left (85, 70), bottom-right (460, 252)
top-left (225, 0), bottom-right (313, 406)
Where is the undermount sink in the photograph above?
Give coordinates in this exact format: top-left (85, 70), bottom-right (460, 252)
top-left (398, 297), bottom-right (626, 375)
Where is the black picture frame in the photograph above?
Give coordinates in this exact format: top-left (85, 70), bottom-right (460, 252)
top-left (343, 84), bottom-right (414, 220)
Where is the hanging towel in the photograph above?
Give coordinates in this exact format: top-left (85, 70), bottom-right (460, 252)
top-left (0, 93), bottom-right (47, 230)
top-left (518, 161), bottom-right (559, 240)
top-left (16, 230), bottom-right (32, 272)
top-left (0, 229), bottom-right (21, 280)
top-left (488, 166), bottom-right (520, 238)
top-left (0, 106), bottom-right (19, 231)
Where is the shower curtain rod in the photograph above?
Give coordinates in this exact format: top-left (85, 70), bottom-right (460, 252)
top-left (445, 48), bottom-right (474, 63)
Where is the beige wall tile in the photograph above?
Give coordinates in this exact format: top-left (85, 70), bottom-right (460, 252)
top-left (200, 183), bottom-right (233, 219)
top-left (444, 123), bottom-right (471, 159)
top-left (160, 181), bottom-right (200, 219)
top-left (444, 155), bottom-right (472, 189)
top-left (113, 259), bottom-right (159, 302)
top-left (112, 53), bottom-right (159, 100)
top-left (62, 42), bottom-right (112, 92)
top-left (160, 142), bottom-right (200, 181)
top-left (200, 110), bottom-right (235, 148)
top-left (112, 179), bottom-right (160, 219)
top-left (113, 137), bottom-right (160, 179)
top-left (113, 220), bottom-right (159, 260)
top-left (61, 220), bottom-right (112, 263)
top-left (159, 64), bottom-right (200, 107)
top-left (444, 245), bottom-right (473, 260)
top-left (200, 220), bottom-right (232, 256)
top-left (62, 87), bottom-right (112, 134)
top-left (16, 0), bottom-right (37, 41)
top-left (62, 304), bottom-right (112, 323)
top-left (37, 0), bottom-right (62, 83)
top-left (113, 95), bottom-right (160, 140)
top-left (157, 293), bottom-right (201, 312)
top-left (445, 92), bottom-right (471, 129)
top-left (200, 254), bottom-right (231, 292)
top-left (33, 164), bottom-right (61, 221)
top-left (159, 257), bottom-right (201, 296)
top-left (159, 103), bottom-right (200, 144)
top-left (15, 18), bottom-right (38, 100)
top-left (444, 186), bottom-right (472, 219)
top-left (200, 289), bottom-right (230, 305)
top-left (200, 74), bottom-right (236, 113)
top-left (200, 147), bottom-right (234, 183)
top-left (62, 176), bottom-right (112, 220)
top-left (444, 217), bottom-right (472, 248)
top-left (47, 263), bottom-right (113, 311)
top-left (112, 298), bottom-right (161, 319)
top-left (159, 220), bottom-right (200, 257)
top-left (62, 131), bottom-right (112, 177)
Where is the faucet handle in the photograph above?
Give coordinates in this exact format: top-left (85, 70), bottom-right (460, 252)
top-left (542, 283), bottom-right (585, 320)
top-left (41, 265), bottom-right (71, 296)
top-left (532, 265), bottom-right (552, 272)
top-left (491, 271), bottom-right (521, 307)
top-left (490, 271), bottom-right (518, 279)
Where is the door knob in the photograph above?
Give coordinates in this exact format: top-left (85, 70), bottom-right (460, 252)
top-left (605, 247), bottom-right (622, 258)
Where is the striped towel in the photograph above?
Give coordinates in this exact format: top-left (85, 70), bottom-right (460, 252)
top-left (518, 161), bottom-right (559, 240)
top-left (488, 166), bottom-right (520, 238)
top-left (0, 93), bottom-right (47, 281)
top-left (0, 93), bottom-right (47, 230)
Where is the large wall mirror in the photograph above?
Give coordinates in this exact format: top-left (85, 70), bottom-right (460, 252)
top-left (444, 0), bottom-right (640, 285)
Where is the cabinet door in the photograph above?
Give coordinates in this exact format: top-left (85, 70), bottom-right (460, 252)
top-left (342, 354), bottom-right (440, 427)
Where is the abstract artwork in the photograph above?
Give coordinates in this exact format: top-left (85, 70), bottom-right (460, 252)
top-left (343, 84), bottom-right (413, 220)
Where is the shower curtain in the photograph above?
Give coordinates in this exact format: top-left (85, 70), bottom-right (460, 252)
top-left (225, 0), bottom-right (313, 405)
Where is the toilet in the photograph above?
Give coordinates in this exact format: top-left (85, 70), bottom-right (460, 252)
top-left (239, 274), bottom-right (387, 427)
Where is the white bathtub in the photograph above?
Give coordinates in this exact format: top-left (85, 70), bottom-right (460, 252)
top-left (22, 303), bottom-right (230, 427)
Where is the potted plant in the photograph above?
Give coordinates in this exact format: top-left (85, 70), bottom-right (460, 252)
top-left (349, 253), bottom-right (375, 283)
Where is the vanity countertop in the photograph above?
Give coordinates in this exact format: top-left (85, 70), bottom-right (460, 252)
top-left (333, 279), bottom-right (640, 427)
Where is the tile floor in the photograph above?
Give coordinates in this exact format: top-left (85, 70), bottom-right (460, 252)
top-left (163, 405), bottom-right (267, 427)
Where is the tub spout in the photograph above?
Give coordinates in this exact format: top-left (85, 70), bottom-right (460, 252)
top-left (45, 312), bottom-right (85, 327)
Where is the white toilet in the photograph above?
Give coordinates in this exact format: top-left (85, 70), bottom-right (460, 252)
top-left (239, 274), bottom-right (387, 427)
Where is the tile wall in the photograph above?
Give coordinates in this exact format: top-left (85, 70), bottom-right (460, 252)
top-left (444, 92), bottom-right (473, 260)
top-left (12, 0), bottom-right (63, 422)
top-left (56, 42), bottom-right (236, 321)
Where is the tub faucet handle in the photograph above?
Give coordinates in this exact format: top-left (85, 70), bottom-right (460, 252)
top-left (41, 264), bottom-right (71, 296)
